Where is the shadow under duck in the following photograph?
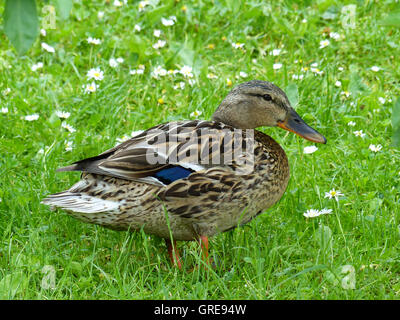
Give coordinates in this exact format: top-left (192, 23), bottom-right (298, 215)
top-left (42, 80), bottom-right (326, 268)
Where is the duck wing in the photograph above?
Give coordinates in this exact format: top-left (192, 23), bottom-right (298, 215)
top-left (57, 120), bottom-right (255, 187)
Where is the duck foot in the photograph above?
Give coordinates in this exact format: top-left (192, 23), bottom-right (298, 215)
top-left (165, 239), bottom-right (182, 269)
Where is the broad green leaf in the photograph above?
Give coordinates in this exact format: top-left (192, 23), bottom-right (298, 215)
top-left (392, 98), bottom-right (400, 148)
top-left (55, 0), bottom-right (73, 20)
top-left (146, 4), bottom-right (173, 25)
top-left (3, 0), bottom-right (39, 55)
top-left (0, 272), bottom-right (29, 299)
top-left (379, 12), bottom-right (400, 27)
top-left (321, 6), bottom-right (338, 20)
top-left (225, 0), bottom-right (242, 14)
top-left (348, 70), bottom-right (370, 96)
top-left (128, 35), bottom-right (148, 60)
top-left (169, 42), bottom-right (203, 76)
top-left (314, 224), bottom-right (333, 248)
top-left (285, 83), bottom-right (299, 107)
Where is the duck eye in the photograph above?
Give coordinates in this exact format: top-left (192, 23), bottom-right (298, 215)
top-left (262, 94), bottom-right (272, 101)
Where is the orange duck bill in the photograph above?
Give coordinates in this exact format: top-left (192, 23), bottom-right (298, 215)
top-left (277, 108), bottom-right (327, 144)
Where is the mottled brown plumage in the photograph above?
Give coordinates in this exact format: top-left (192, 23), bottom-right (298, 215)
top-left (42, 80), bottom-right (326, 268)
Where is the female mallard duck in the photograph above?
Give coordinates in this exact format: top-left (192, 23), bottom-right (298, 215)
top-left (42, 80), bottom-right (326, 268)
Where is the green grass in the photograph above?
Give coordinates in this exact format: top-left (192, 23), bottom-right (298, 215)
top-left (1, 0), bottom-right (400, 299)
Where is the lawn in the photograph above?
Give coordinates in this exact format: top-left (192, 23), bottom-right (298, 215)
top-left (0, 0), bottom-right (400, 299)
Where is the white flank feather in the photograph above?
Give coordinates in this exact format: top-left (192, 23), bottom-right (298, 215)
top-left (41, 193), bottom-right (120, 214)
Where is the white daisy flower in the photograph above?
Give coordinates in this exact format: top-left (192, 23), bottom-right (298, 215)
top-left (319, 39), bottom-right (330, 48)
top-left (138, 0), bottom-right (149, 12)
top-left (173, 82), bottom-right (186, 90)
top-left (3, 88), bottom-right (11, 95)
top-left (83, 82), bottom-right (99, 94)
top-left (341, 91), bottom-right (351, 97)
top-left (303, 209), bottom-right (321, 218)
top-left (62, 122), bottom-right (76, 133)
top-left (325, 188), bottom-right (344, 201)
top-left (179, 65), bottom-right (193, 78)
top-left (353, 130), bottom-right (366, 138)
top-left (303, 146), bottom-right (318, 154)
top-left (134, 24), bottom-right (142, 32)
top-left (329, 32), bottom-right (341, 40)
top-left (207, 73), bottom-right (218, 79)
top-left (311, 67), bottom-right (324, 75)
top-left (153, 40), bottom-right (166, 49)
top-left (231, 42), bottom-right (245, 49)
top-left (292, 74), bottom-right (304, 80)
top-left (369, 144), bottom-right (382, 152)
top-left (167, 69), bottom-right (179, 76)
top-left (371, 66), bottom-right (380, 72)
top-left (65, 140), bottom-right (73, 152)
top-left (335, 80), bottom-right (342, 87)
top-left (41, 42), bottom-right (55, 53)
top-left (31, 62), bottom-right (44, 71)
top-left (338, 67), bottom-right (344, 71)
top-left (56, 111), bottom-right (71, 119)
top-left (113, 0), bottom-right (126, 6)
top-left (109, 58), bottom-right (119, 68)
top-left (239, 71), bottom-right (248, 78)
top-left (153, 29), bottom-right (161, 38)
top-left (116, 134), bottom-right (131, 143)
top-left (301, 18), bottom-right (307, 23)
top-left (319, 208), bottom-right (333, 215)
top-left (130, 65), bottom-right (145, 75)
top-left (273, 63), bottom-right (282, 70)
top-left (87, 37), bottom-right (101, 45)
top-left (25, 114), bottom-right (39, 121)
top-left (190, 110), bottom-right (202, 118)
top-left (161, 17), bottom-right (176, 26)
top-left (133, 64), bottom-right (145, 75)
top-left (40, 29), bottom-right (46, 36)
top-left (116, 57), bottom-right (124, 64)
top-left (347, 121), bottom-right (356, 127)
top-left (97, 11), bottom-right (104, 19)
top-left (378, 97), bottom-right (386, 104)
top-left (1, 107), bottom-right (9, 114)
top-left (271, 49), bottom-right (281, 56)
top-left (131, 130), bottom-right (144, 137)
top-left (87, 68), bottom-right (104, 81)
top-left (152, 65), bottom-right (168, 78)
top-left (303, 208), bottom-right (333, 218)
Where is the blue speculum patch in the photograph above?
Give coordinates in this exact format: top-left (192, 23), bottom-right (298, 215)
top-left (154, 166), bottom-right (194, 184)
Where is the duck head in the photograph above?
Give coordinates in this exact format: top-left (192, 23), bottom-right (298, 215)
top-left (212, 80), bottom-right (327, 144)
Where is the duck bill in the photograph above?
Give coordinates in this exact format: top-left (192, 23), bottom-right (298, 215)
top-left (277, 108), bottom-right (327, 144)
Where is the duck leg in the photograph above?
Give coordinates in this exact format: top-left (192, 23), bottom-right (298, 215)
top-left (198, 235), bottom-right (212, 267)
top-left (165, 239), bottom-right (182, 269)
